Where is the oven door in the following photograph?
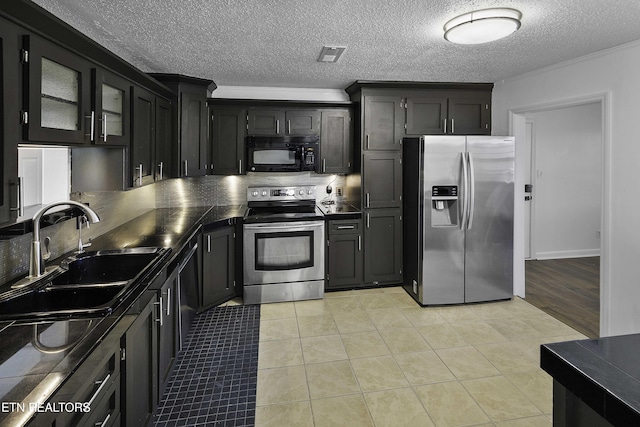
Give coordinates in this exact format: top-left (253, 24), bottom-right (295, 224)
top-left (243, 221), bottom-right (325, 285)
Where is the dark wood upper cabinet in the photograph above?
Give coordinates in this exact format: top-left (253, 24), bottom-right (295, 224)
top-left (150, 74), bottom-right (213, 178)
top-left (405, 96), bottom-right (448, 135)
top-left (155, 96), bottom-right (172, 180)
top-left (247, 109), bottom-right (320, 136)
top-left (180, 89), bottom-right (208, 177)
top-left (285, 110), bottom-right (320, 135)
top-left (210, 107), bottom-right (245, 175)
top-left (247, 109), bottom-right (285, 136)
top-left (363, 95), bottom-right (404, 150)
top-left (319, 109), bottom-right (352, 174)
top-left (447, 95), bottom-right (491, 135)
top-left (131, 85), bottom-right (156, 187)
top-left (0, 19), bottom-right (20, 223)
top-left (22, 34), bottom-right (92, 144)
top-left (406, 92), bottom-right (491, 136)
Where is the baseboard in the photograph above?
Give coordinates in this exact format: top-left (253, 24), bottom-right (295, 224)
top-left (534, 249), bottom-right (600, 260)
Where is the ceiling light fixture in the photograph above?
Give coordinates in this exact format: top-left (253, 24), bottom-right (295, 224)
top-left (444, 8), bottom-right (522, 45)
top-left (318, 46), bottom-right (346, 63)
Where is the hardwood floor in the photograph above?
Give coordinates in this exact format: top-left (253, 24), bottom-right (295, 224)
top-left (525, 257), bottom-right (600, 338)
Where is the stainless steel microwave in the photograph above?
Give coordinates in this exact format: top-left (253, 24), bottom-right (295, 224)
top-left (246, 136), bottom-right (319, 172)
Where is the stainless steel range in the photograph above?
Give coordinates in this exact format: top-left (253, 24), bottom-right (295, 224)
top-left (243, 185), bottom-right (325, 304)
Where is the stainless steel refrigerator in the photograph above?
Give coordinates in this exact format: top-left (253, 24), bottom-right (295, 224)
top-left (402, 135), bottom-right (515, 305)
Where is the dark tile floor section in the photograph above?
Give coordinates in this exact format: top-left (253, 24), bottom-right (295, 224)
top-left (154, 305), bottom-right (261, 427)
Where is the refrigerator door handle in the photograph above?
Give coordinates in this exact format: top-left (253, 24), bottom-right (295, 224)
top-left (467, 151), bottom-right (476, 229)
top-left (461, 152), bottom-right (469, 229)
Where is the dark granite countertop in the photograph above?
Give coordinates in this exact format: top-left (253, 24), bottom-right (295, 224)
top-left (318, 202), bottom-right (361, 220)
top-left (541, 334), bottom-right (640, 426)
top-left (0, 205), bottom-right (244, 426)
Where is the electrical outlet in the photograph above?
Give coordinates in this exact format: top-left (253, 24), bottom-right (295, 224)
top-left (336, 187), bottom-right (343, 197)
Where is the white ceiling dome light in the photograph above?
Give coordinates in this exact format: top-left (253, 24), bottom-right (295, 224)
top-left (444, 8), bottom-right (522, 44)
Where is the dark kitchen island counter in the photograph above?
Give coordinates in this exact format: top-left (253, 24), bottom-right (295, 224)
top-left (541, 334), bottom-right (640, 426)
top-left (0, 205), bottom-right (244, 426)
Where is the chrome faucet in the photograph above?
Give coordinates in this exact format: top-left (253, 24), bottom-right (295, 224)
top-left (30, 201), bottom-right (100, 278)
top-left (76, 215), bottom-right (92, 254)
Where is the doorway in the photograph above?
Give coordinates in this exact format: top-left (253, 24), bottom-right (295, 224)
top-left (516, 100), bottom-right (604, 337)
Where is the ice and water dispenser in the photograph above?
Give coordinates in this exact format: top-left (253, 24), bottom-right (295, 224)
top-left (431, 186), bottom-right (459, 227)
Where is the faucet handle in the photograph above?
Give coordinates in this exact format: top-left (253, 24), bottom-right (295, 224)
top-left (42, 236), bottom-right (51, 261)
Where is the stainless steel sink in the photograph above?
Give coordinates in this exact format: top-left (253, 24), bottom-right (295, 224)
top-left (0, 247), bottom-right (168, 321)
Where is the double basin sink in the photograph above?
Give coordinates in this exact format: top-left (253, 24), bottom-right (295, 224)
top-left (0, 247), bottom-right (168, 321)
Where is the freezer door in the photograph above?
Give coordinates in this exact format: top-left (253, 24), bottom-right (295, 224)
top-left (420, 135), bottom-right (466, 304)
top-left (464, 136), bottom-right (515, 302)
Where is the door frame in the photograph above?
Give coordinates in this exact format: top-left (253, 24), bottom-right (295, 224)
top-left (508, 92), bottom-right (610, 336)
top-left (524, 118), bottom-right (536, 259)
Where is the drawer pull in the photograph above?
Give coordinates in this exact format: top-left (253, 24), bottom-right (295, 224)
top-left (87, 372), bottom-right (111, 406)
top-left (95, 412), bottom-right (111, 427)
top-left (336, 225), bottom-right (355, 230)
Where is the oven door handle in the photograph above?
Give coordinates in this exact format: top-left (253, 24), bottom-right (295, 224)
top-left (244, 221), bottom-right (324, 231)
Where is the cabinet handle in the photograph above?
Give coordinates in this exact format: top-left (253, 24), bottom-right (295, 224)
top-left (451, 118), bottom-right (455, 134)
top-left (366, 134), bottom-right (370, 149)
top-left (183, 160), bottom-right (188, 176)
top-left (207, 234), bottom-right (211, 252)
top-left (95, 412), bottom-right (111, 427)
top-left (155, 297), bottom-right (163, 326)
top-left (287, 120), bottom-right (291, 134)
top-left (322, 158), bottom-right (326, 173)
top-left (238, 159), bottom-right (242, 174)
top-left (87, 372), bottom-right (111, 406)
top-left (358, 235), bottom-right (362, 251)
top-left (165, 287), bottom-right (171, 316)
top-left (135, 164), bottom-right (143, 186)
top-left (366, 193), bottom-right (370, 208)
top-left (443, 118), bottom-right (447, 134)
top-left (102, 114), bottom-right (108, 142)
top-left (366, 213), bottom-right (370, 228)
top-left (10, 177), bottom-right (24, 216)
top-left (158, 162), bottom-right (164, 180)
top-left (276, 119), bottom-right (280, 134)
top-left (337, 225), bottom-right (355, 230)
top-left (86, 111), bottom-right (95, 142)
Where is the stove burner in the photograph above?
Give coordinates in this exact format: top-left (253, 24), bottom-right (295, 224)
top-left (244, 185), bottom-right (324, 223)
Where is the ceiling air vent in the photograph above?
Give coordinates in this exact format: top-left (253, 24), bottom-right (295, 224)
top-left (317, 46), bottom-right (346, 63)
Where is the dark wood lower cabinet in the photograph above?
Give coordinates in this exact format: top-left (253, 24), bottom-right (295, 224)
top-left (158, 268), bottom-right (180, 400)
top-left (364, 208), bottom-right (403, 285)
top-left (201, 225), bottom-right (236, 309)
top-left (326, 219), bottom-right (363, 289)
top-left (123, 293), bottom-right (158, 427)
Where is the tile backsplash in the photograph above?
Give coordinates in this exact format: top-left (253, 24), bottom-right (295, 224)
top-left (155, 173), bottom-right (347, 208)
top-left (0, 173), bottom-right (348, 286)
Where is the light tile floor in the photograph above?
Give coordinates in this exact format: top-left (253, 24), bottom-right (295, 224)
top-left (254, 287), bottom-right (587, 427)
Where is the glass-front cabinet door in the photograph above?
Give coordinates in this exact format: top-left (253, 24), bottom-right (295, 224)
top-left (92, 69), bottom-right (130, 145)
top-left (23, 35), bottom-right (91, 144)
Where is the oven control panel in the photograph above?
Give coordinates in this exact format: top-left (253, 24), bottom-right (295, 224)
top-left (247, 185), bottom-right (316, 202)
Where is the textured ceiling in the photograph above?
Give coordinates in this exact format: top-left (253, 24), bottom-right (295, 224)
top-left (32, 0), bottom-right (640, 90)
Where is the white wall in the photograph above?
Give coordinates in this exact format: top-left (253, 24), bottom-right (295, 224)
top-left (528, 103), bottom-right (602, 259)
top-left (493, 39), bottom-right (640, 337)
top-left (210, 86), bottom-right (349, 102)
